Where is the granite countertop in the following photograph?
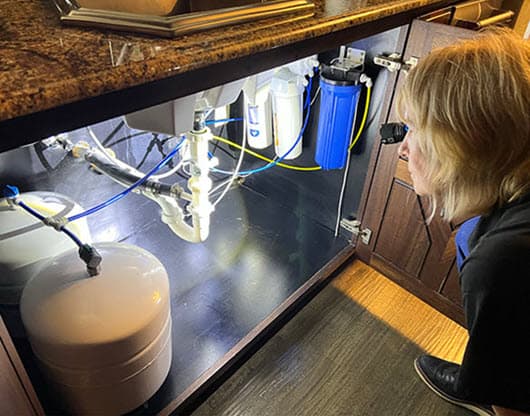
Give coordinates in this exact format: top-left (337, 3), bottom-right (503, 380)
top-left (0, 0), bottom-right (456, 151)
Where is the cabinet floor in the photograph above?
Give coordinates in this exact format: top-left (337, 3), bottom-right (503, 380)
top-left (193, 259), bottom-right (472, 416)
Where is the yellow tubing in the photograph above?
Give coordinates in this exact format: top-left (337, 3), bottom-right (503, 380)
top-left (349, 85), bottom-right (371, 151)
top-left (212, 135), bottom-right (322, 172)
top-left (212, 84), bottom-right (372, 171)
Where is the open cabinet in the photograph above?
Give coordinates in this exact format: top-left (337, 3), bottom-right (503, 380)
top-left (0, 1), bottom-right (526, 414)
top-left (0, 25), bottom-right (407, 415)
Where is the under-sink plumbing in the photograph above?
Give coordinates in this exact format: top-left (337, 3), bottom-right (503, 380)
top-left (71, 112), bottom-right (215, 243)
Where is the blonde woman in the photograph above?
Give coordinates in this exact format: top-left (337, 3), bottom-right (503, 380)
top-left (397, 28), bottom-right (530, 416)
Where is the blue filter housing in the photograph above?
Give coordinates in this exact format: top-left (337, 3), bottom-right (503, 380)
top-left (315, 74), bottom-right (362, 170)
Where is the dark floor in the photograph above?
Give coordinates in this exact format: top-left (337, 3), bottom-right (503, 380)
top-left (192, 266), bottom-right (474, 416)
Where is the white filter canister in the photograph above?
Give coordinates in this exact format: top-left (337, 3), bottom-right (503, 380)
top-left (0, 192), bottom-right (91, 304)
top-left (20, 242), bottom-right (172, 416)
top-left (270, 68), bottom-right (304, 160)
top-left (245, 85), bottom-right (273, 149)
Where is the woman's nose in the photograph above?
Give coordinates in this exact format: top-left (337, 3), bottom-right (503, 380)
top-left (398, 138), bottom-right (409, 159)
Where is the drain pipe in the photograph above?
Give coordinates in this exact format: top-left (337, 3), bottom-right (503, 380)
top-left (158, 111), bottom-right (213, 242)
top-left (72, 120), bottom-right (213, 242)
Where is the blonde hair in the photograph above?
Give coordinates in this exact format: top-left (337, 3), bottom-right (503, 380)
top-left (397, 27), bottom-right (530, 221)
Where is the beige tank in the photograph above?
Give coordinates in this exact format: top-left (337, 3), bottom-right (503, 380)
top-left (0, 191), bottom-right (91, 304)
top-left (20, 242), bottom-right (172, 415)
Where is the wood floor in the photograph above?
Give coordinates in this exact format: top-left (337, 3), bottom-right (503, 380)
top-left (192, 259), bottom-right (472, 416)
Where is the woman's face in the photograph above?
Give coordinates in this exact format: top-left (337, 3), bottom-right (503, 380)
top-left (398, 122), bottom-right (431, 196)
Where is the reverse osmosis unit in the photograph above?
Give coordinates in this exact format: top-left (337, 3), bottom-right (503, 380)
top-left (270, 67), bottom-right (306, 160)
top-left (0, 45), bottom-right (379, 416)
top-left (243, 70), bottom-right (274, 149)
top-left (0, 46), bottom-right (376, 416)
top-left (315, 48), bottom-right (364, 170)
top-left (242, 56), bottom-right (318, 157)
top-left (270, 57), bottom-right (319, 160)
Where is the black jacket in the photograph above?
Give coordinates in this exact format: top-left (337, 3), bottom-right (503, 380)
top-left (456, 191), bottom-right (530, 412)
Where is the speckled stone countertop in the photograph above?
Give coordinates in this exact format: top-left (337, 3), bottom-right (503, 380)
top-left (0, 0), bottom-right (456, 150)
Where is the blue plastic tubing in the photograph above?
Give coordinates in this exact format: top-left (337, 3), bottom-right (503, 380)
top-left (67, 137), bottom-right (185, 222)
top-left (315, 76), bottom-right (362, 170)
top-left (212, 76), bottom-right (313, 176)
top-left (16, 200), bottom-right (84, 248)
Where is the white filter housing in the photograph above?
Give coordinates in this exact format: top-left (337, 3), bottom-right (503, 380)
top-left (245, 85), bottom-right (272, 149)
top-left (20, 242), bottom-right (172, 416)
top-left (0, 192), bottom-right (91, 304)
top-left (270, 68), bottom-right (304, 160)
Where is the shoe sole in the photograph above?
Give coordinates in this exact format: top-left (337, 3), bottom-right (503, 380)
top-left (413, 358), bottom-right (495, 416)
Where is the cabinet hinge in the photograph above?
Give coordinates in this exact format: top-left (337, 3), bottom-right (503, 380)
top-left (373, 53), bottom-right (418, 73)
top-left (340, 219), bottom-right (372, 245)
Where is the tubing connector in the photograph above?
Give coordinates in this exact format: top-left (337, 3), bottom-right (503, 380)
top-left (3, 185), bottom-right (102, 277)
top-left (360, 73), bottom-right (373, 88)
top-left (78, 244), bottom-right (102, 277)
top-left (71, 141), bottom-right (91, 159)
top-left (3, 184), bottom-right (20, 199)
top-left (42, 215), bottom-right (69, 231)
top-left (193, 111), bottom-right (208, 132)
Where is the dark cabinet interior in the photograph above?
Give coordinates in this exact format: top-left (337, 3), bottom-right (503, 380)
top-left (0, 27), bottom-right (404, 414)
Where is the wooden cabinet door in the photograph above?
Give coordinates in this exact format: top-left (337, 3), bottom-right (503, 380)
top-left (356, 19), bottom-right (475, 326)
top-left (0, 316), bottom-right (44, 416)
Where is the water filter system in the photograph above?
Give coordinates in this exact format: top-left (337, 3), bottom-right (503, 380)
top-left (241, 50), bottom-right (370, 169)
top-left (2, 50), bottom-right (371, 257)
top-left (315, 47), bottom-right (365, 170)
top-left (270, 67), bottom-right (306, 160)
top-left (0, 50), bottom-right (372, 275)
top-left (243, 56), bottom-right (319, 159)
top-left (244, 70), bottom-right (274, 149)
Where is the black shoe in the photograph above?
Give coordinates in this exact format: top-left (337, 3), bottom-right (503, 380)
top-left (414, 355), bottom-right (495, 416)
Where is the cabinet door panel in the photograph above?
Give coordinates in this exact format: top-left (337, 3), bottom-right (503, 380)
top-left (374, 181), bottom-right (430, 276)
top-left (357, 19), bottom-right (476, 326)
top-left (0, 317), bottom-right (43, 416)
top-left (394, 158), bottom-right (412, 185)
top-left (0, 341), bottom-right (35, 416)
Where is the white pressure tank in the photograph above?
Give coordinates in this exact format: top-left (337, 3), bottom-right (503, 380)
top-left (20, 242), bottom-right (172, 416)
top-left (0, 191), bottom-right (91, 304)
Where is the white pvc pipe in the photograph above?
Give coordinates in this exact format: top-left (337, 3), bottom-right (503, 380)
top-left (151, 127), bottom-right (213, 243)
top-left (75, 127), bottom-right (213, 243)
